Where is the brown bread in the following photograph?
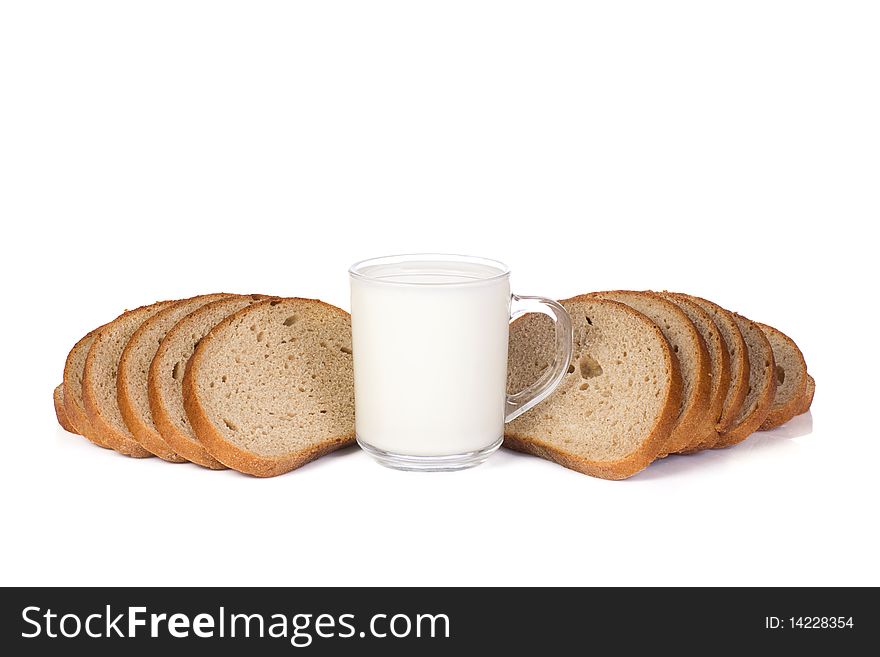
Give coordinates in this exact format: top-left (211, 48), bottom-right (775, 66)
top-left (659, 292), bottom-right (731, 451)
top-left (183, 298), bottom-right (355, 477)
top-left (505, 296), bottom-right (682, 480)
top-left (118, 293), bottom-right (235, 462)
top-left (674, 293), bottom-right (749, 434)
top-left (149, 295), bottom-right (267, 469)
top-left (756, 323), bottom-right (809, 430)
top-left (63, 329), bottom-right (112, 449)
top-left (714, 314), bottom-right (776, 447)
top-left (53, 385), bottom-right (78, 434)
top-left (590, 291), bottom-right (712, 455)
top-left (797, 375), bottom-right (815, 416)
top-left (82, 301), bottom-right (177, 457)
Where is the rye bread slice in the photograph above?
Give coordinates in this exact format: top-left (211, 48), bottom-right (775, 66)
top-left (53, 385), bottom-right (78, 434)
top-left (505, 296), bottom-right (682, 480)
top-left (183, 298), bottom-right (355, 477)
top-left (63, 329), bottom-right (111, 449)
top-left (83, 300), bottom-right (177, 457)
top-left (118, 293), bottom-right (236, 463)
top-left (714, 313), bottom-right (777, 448)
top-left (149, 295), bottom-right (268, 469)
top-left (675, 293), bottom-right (749, 434)
top-left (756, 323), bottom-right (809, 430)
top-left (797, 375), bottom-right (815, 416)
top-left (659, 292), bottom-right (731, 451)
top-left (590, 291), bottom-right (712, 455)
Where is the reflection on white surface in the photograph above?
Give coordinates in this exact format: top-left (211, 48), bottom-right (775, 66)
top-left (633, 412), bottom-right (813, 480)
top-left (760, 412), bottom-right (813, 439)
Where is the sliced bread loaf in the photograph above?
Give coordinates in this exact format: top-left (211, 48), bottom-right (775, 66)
top-left (675, 293), bottom-right (749, 434)
top-left (54, 385), bottom-right (78, 434)
top-left (505, 296), bottom-right (682, 480)
top-left (149, 295), bottom-right (267, 469)
top-left (590, 291), bottom-right (712, 455)
top-left (63, 329), bottom-right (111, 449)
top-left (714, 313), bottom-right (777, 447)
top-left (756, 323), bottom-right (809, 430)
top-left (118, 293), bottom-right (235, 463)
top-left (659, 292), bottom-right (731, 451)
top-left (183, 298), bottom-right (356, 477)
top-left (83, 301), bottom-right (176, 457)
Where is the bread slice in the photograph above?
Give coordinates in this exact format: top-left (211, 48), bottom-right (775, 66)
top-left (149, 295), bottom-right (267, 469)
top-left (797, 375), bottom-right (815, 416)
top-left (756, 323), bottom-right (809, 430)
top-left (505, 296), bottom-right (682, 480)
top-left (674, 293), bottom-right (749, 434)
top-left (183, 298), bottom-right (356, 477)
top-left (714, 313), bottom-right (777, 447)
top-left (53, 385), bottom-right (78, 434)
top-left (118, 293), bottom-right (236, 462)
top-left (63, 329), bottom-right (111, 449)
top-left (658, 292), bottom-right (731, 451)
top-left (590, 291), bottom-right (712, 455)
top-left (83, 300), bottom-right (177, 457)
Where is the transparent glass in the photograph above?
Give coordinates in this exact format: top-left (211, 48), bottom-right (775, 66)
top-left (349, 253), bottom-right (572, 471)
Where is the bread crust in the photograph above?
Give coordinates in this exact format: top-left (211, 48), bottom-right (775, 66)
top-left (118, 294), bottom-right (235, 463)
top-left (714, 313), bottom-right (777, 448)
top-left (755, 322), bottom-right (809, 431)
top-left (83, 301), bottom-right (177, 458)
top-left (589, 291), bottom-right (712, 456)
top-left (148, 295), bottom-right (268, 470)
top-left (659, 291), bottom-right (731, 452)
top-left (796, 375), bottom-right (815, 416)
top-left (183, 297), bottom-right (355, 477)
top-left (53, 385), bottom-right (78, 434)
top-left (675, 293), bottom-right (749, 437)
top-left (62, 328), bottom-right (111, 449)
top-left (503, 295), bottom-right (683, 480)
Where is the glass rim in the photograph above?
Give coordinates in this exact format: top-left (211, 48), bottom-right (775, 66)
top-left (348, 253), bottom-right (511, 287)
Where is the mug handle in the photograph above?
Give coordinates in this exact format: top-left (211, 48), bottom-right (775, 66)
top-left (505, 294), bottom-right (573, 423)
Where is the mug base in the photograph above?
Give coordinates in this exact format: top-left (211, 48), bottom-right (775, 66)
top-left (357, 435), bottom-right (503, 472)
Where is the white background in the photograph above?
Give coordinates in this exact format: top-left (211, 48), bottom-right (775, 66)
top-left (1, 1), bottom-right (877, 587)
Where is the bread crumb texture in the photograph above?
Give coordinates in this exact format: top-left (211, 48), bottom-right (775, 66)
top-left (507, 298), bottom-right (673, 463)
top-left (192, 299), bottom-right (355, 458)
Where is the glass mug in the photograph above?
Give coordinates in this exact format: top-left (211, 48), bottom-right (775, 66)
top-left (349, 254), bottom-right (573, 471)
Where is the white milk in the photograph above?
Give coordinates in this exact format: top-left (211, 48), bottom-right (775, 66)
top-left (350, 258), bottom-right (511, 456)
